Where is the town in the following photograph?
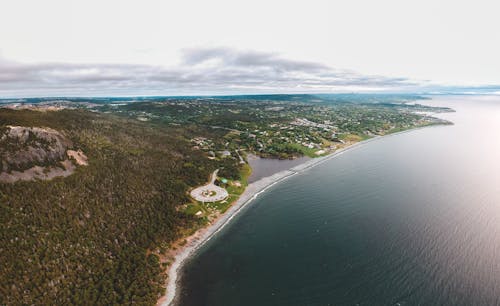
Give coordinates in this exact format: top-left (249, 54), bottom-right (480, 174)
top-left (94, 95), bottom-right (452, 160)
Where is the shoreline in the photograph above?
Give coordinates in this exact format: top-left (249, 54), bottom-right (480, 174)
top-left (157, 124), bottom-right (445, 306)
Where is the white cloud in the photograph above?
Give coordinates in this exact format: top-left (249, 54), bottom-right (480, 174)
top-left (0, 0), bottom-right (499, 96)
top-left (0, 48), bottom-right (427, 97)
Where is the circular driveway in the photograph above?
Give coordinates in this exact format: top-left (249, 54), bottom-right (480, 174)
top-left (190, 169), bottom-right (229, 202)
top-left (190, 184), bottom-right (228, 202)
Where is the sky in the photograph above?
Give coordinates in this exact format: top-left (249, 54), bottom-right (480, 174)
top-left (0, 0), bottom-right (499, 97)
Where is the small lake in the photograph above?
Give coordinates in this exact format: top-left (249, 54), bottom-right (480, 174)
top-left (247, 154), bottom-right (310, 183)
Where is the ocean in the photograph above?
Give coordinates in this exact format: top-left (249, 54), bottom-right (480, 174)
top-left (178, 96), bottom-right (500, 305)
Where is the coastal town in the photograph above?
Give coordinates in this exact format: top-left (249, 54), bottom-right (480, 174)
top-left (1, 0), bottom-right (497, 303)
top-left (0, 94), bottom-right (453, 305)
top-left (95, 95), bottom-right (452, 160)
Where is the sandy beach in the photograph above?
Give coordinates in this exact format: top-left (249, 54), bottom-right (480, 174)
top-left (157, 126), bottom-right (443, 306)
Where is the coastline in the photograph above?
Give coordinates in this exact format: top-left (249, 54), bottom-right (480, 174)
top-left (157, 124), bottom-right (445, 306)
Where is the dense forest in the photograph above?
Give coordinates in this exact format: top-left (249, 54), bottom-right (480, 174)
top-left (0, 109), bottom-right (229, 305)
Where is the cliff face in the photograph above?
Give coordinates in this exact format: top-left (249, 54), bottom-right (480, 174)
top-left (1, 126), bottom-right (71, 171)
top-left (0, 126), bottom-right (86, 182)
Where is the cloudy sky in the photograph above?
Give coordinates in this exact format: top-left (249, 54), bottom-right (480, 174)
top-left (0, 0), bottom-right (499, 97)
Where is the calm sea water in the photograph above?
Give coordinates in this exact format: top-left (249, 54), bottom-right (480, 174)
top-left (178, 96), bottom-right (500, 306)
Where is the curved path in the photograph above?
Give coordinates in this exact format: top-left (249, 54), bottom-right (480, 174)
top-left (190, 169), bottom-right (228, 202)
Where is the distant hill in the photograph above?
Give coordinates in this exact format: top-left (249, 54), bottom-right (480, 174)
top-left (0, 93), bottom-right (428, 106)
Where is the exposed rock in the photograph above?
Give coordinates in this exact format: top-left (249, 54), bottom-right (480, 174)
top-left (0, 126), bottom-right (87, 183)
top-left (66, 149), bottom-right (88, 166)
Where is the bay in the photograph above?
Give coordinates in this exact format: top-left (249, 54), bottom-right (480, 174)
top-left (178, 96), bottom-right (500, 306)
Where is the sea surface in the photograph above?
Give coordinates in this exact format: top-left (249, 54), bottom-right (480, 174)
top-left (178, 96), bottom-right (500, 306)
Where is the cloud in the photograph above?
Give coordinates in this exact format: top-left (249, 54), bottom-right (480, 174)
top-left (182, 47), bottom-right (328, 72)
top-left (0, 47), bottom-right (484, 97)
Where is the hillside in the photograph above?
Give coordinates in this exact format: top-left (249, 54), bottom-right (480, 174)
top-left (0, 109), bottom-right (220, 305)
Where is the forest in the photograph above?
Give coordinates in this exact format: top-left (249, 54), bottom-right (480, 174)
top-left (0, 108), bottom-right (241, 305)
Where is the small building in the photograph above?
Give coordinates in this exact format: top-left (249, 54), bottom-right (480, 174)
top-left (232, 181), bottom-right (242, 187)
